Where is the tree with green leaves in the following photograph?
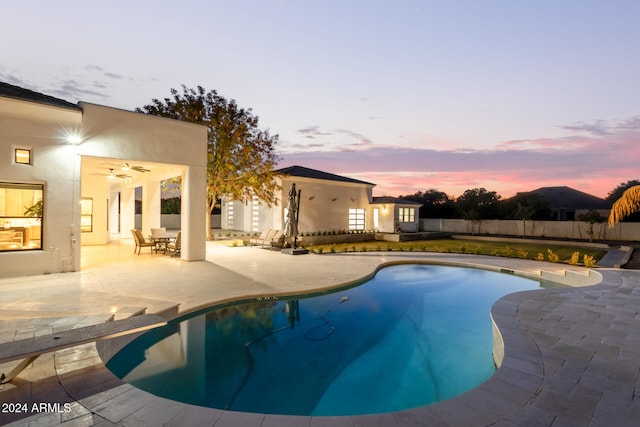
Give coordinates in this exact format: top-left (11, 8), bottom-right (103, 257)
top-left (498, 192), bottom-right (550, 220)
top-left (455, 188), bottom-right (501, 235)
top-left (456, 188), bottom-right (501, 220)
top-left (578, 209), bottom-right (606, 242)
top-left (138, 86), bottom-right (281, 240)
top-left (400, 189), bottom-right (457, 218)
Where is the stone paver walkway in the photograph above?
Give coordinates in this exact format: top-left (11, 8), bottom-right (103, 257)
top-left (0, 240), bottom-right (639, 426)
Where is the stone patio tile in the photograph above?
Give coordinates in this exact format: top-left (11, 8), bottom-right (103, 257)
top-left (455, 387), bottom-right (521, 421)
top-left (76, 383), bottom-right (133, 410)
top-left (352, 412), bottom-right (402, 427)
top-left (59, 366), bottom-right (125, 404)
top-left (59, 413), bottom-right (95, 427)
top-left (309, 415), bottom-right (354, 427)
top-left (393, 407), bottom-right (447, 427)
top-left (480, 377), bottom-right (538, 406)
top-left (119, 397), bottom-right (193, 427)
top-left (500, 356), bottom-right (543, 377)
top-left (530, 389), bottom-right (595, 425)
top-left (164, 404), bottom-right (221, 427)
top-left (261, 414), bottom-right (311, 427)
top-left (90, 387), bottom-right (157, 423)
top-left (85, 416), bottom-right (119, 427)
top-left (213, 410), bottom-right (264, 427)
top-left (428, 399), bottom-right (496, 427)
top-left (589, 408), bottom-right (638, 427)
top-left (14, 412), bottom-right (61, 427)
top-left (494, 365), bottom-right (543, 391)
top-left (502, 405), bottom-right (555, 427)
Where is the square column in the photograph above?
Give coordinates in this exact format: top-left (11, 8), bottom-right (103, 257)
top-left (120, 186), bottom-right (136, 238)
top-left (181, 165), bottom-right (206, 261)
top-left (141, 179), bottom-right (161, 236)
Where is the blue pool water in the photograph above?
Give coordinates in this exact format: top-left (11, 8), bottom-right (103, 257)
top-left (106, 264), bottom-right (545, 416)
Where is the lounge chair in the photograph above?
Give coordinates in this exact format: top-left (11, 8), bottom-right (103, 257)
top-left (131, 229), bottom-right (156, 255)
top-left (249, 229), bottom-right (276, 246)
top-left (166, 231), bottom-right (181, 256)
top-left (269, 230), bottom-right (285, 250)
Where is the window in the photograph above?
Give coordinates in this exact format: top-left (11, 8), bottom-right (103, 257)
top-left (348, 208), bottom-right (365, 230)
top-left (398, 207), bottom-right (415, 222)
top-left (14, 148), bottom-right (31, 165)
top-left (373, 208), bottom-right (379, 229)
top-left (0, 183), bottom-right (43, 251)
top-left (80, 198), bottom-right (93, 232)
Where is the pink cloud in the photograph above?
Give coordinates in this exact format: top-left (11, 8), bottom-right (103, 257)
top-left (280, 117), bottom-right (640, 199)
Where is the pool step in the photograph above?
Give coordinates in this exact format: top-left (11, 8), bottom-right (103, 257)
top-left (538, 269), bottom-right (600, 286)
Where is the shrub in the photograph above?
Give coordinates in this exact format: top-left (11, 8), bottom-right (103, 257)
top-left (567, 251), bottom-right (580, 265)
top-left (583, 255), bottom-right (596, 268)
top-left (536, 252), bottom-right (545, 261)
top-left (518, 249), bottom-right (528, 259)
top-left (317, 247), bottom-right (324, 254)
top-left (330, 246), bottom-right (336, 253)
top-left (547, 249), bottom-right (560, 263)
top-left (503, 246), bottom-right (513, 257)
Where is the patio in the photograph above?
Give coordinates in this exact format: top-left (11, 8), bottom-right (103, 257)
top-left (0, 239), bottom-right (639, 426)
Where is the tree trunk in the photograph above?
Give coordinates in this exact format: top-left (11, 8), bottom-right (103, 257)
top-left (206, 196), bottom-right (214, 241)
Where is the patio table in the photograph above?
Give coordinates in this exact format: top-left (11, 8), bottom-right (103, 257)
top-left (149, 233), bottom-right (176, 254)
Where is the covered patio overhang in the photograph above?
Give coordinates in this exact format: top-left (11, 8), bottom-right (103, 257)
top-left (74, 102), bottom-right (208, 267)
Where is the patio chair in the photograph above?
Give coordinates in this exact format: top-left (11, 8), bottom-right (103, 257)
top-left (131, 229), bottom-right (155, 255)
top-left (166, 231), bottom-right (181, 256)
top-left (150, 227), bottom-right (166, 238)
top-left (249, 229), bottom-right (276, 246)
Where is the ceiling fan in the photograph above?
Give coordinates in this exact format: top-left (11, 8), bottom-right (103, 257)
top-left (91, 169), bottom-right (132, 180)
top-left (100, 161), bottom-right (150, 173)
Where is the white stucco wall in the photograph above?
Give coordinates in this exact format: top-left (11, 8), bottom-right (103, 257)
top-left (0, 96), bottom-right (83, 276)
top-left (277, 177), bottom-right (374, 233)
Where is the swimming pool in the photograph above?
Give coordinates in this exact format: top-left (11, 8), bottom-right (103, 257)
top-left (106, 264), bottom-right (545, 416)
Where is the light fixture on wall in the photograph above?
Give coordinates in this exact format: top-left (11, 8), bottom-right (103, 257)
top-left (66, 133), bottom-right (83, 145)
top-left (14, 148), bottom-right (31, 164)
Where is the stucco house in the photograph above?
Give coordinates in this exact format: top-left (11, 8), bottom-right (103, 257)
top-left (221, 165), bottom-right (421, 235)
top-left (0, 82), bottom-right (208, 277)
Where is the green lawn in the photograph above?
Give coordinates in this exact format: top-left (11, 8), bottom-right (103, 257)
top-left (306, 239), bottom-right (605, 266)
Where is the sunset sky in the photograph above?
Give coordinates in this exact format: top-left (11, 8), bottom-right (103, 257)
top-left (2, 1), bottom-right (639, 199)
